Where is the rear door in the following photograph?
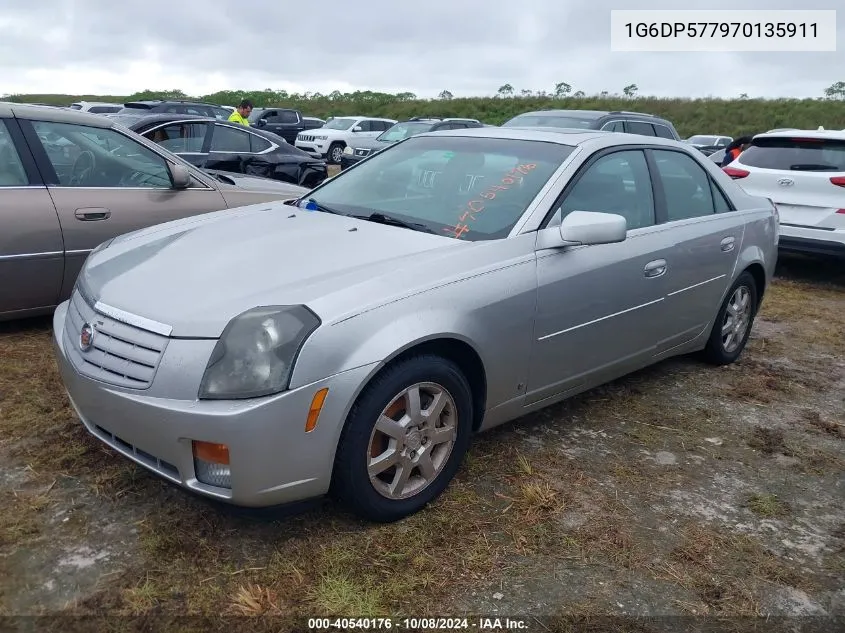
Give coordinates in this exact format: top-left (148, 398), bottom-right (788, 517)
top-left (0, 117), bottom-right (65, 316)
top-left (733, 135), bottom-right (845, 231)
top-left (263, 109), bottom-right (302, 144)
top-left (648, 148), bottom-right (743, 353)
top-left (19, 117), bottom-right (227, 301)
top-left (206, 123), bottom-right (253, 173)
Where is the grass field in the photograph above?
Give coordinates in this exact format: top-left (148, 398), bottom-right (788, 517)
top-left (7, 90), bottom-right (845, 139)
top-left (1, 254), bottom-right (843, 624)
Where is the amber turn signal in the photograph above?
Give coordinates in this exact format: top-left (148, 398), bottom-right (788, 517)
top-left (192, 441), bottom-right (230, 465)
top-left (305, 388), bottom-right (329, 433)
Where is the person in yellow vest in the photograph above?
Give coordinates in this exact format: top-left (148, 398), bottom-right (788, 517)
top-left (227, 99), bottom-right (253, 126)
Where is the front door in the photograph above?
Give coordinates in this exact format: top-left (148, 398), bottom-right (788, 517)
top-left (21, 118), bottom-right (227, 301)
top-left (140, 120), bottom-right (212, 169)
top-left (648, 149), bottom-right (743, 352)
top-left (527, 149), bottom-right (674, 404)
top-left (0, 118), bottom-right (65, 316)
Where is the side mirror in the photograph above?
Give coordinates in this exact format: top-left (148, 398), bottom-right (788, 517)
top-left (258, 118), bottom-right (268, 127)
top-left (169, 163), bottom-right (191, 189)
top-left (352, 126), bottom-right (363, 132)
top-left (559, 210), bottom-right (627, 245)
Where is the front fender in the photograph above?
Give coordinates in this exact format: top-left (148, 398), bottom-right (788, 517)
top-left (289, 257), bottom-right (538, 412)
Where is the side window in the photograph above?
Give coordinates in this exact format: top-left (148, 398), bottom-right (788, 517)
top-left (143, 123), bottom-right (208, 153)
top-left (249, 133), bottom-right (272, 153)
top-left (31, 120), bottom-right (171, 188)
top-left (357, 121), bottom-right (373, 132)
top-left (652, 149), bottom-right (716, 221)
top-left (710, 180), bottom-right (733, 212)
top-left (163, 105), bottom-right (187, 114)
top-left (653, 124), bottom-right (675, 139)
top-left (554, 150), bottom-right (655, 230)
top-left (184, 106), bottom-right (206, 116)
top-left (625, 121), bottom-right (656, 136)
top-left (0, 121), bottom-right (29, 186)
top-left (277, 111), bottom-right (299, 124)
top-left (210, 124), bottom-right (251, 152)
top-left (601, 121), bottom-right (624, 132)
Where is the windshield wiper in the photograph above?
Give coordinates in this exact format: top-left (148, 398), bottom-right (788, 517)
top-left (350, 212), bottom-right (437, 234)
top-left (303, 198), bottom-right (346, 215)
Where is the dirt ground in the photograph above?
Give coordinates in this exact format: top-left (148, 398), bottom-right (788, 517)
top-left (0, 253), bottom-right (843, 628)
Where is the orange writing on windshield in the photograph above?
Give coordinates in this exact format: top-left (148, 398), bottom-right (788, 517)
top-left (443, 163), bottom-right (537, 239)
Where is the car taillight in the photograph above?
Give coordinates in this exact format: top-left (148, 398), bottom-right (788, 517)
top-left (830, 176), bottom-right (845, 187)
top-left (723, 167), bottom-right (749, 179)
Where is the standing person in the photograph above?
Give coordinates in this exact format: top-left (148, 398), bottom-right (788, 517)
top-left (228, 99), bottom-right (253, 126)
top-left (721, 135), bottom-right (754, 167)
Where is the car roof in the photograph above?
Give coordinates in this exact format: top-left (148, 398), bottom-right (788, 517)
top-left (754, 129), bottom-right (845, 141)
top-left (510, 109), bottom-right (669, 122)
top-left (123, 112), bottom-right (214, 128)
top-left (0, 101), bottom-right (114, 127)
top-left (412, 125), bottom-right (694, 151)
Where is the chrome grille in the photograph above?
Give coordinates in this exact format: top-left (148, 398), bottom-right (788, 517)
top-left (64, 290), bottom-right (168, 389)
top-left (299, 135), bottom-right (315, 142)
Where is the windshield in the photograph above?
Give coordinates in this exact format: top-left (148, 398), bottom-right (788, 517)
top-left (739, 137), bottom-right (845, 172)
top-left (304, 135), bottom-right (574, 241)
top-left (688, 135), bottom-right (718, 145)
top-left (502, 115), bottom-right (596, 129)
top-left (324, 117), bottom-right (356, 130)
top-left (377, 121), bottom-right (433, 143)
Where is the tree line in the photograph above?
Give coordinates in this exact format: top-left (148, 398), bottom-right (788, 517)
top-left (5, 82), bottom-right (845, 139)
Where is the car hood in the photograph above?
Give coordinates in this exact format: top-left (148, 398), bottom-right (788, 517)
top-left (204, 170), bottom-right (308, 196)
top-left (79, 204), bottom-right (467, 337)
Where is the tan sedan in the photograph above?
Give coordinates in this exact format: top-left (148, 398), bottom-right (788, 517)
top-left (0, 103), bottom-right (307, 321)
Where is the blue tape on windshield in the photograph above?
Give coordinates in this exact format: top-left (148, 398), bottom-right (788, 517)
top-left (304, 200), bottom-right (318, 211)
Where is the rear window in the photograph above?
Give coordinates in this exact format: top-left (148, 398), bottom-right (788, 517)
top-left (739, 137), bottom-right (845, 172)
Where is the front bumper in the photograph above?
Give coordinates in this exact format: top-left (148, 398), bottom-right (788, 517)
top-left (340, 154), bottom-right (364, 171)
top-left (53, 300), bottom-right (379, 507)
top-left (294, 140), bottom-right (328, 155)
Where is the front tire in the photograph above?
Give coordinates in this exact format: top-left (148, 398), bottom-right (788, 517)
top-left (327, 142), bottom-right (345, 165)
top-left (703, 271), bottom-right (758, 365)
top-left (331, 355), bottom-right (473, 523)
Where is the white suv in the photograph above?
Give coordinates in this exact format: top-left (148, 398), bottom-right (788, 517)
top-left (295, 116), bottom-right (397, 164)
top-left (723, 129), bottom-right (845, 257)
top-left (68, 101), bottom-right (123, 114)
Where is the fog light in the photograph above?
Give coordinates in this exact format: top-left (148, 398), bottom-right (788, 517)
top-left (192, 441), bottom-right (232, 489)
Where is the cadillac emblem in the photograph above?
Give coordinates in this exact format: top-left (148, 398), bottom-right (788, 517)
top-left (79, 323), bottom-right (95, 352)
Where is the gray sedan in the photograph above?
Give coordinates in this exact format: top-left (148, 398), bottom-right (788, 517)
top-left (52, 127), bottom-right (778, 522)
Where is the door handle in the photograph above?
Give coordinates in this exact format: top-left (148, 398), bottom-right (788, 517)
top-left (75, 208), bottom-right (111, 221)
top-left (720, 236), bottom-right (736, 252)
top-left (644, 259), bottom-right (667, 278)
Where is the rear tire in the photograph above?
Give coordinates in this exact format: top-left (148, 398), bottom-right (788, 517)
top-left (703, 271), bottom-right (758, 365)
top-left (331, 354), bottom-right (473, 523)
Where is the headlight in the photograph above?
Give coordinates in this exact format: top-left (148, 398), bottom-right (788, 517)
top-left (198, 305), bottom-right (320, 400)
top-left (343, 146), bottom-right (353, 155)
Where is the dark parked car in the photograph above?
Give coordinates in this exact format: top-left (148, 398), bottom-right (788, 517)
top-left (685, 135), bottom-right (733, 156)
top-left (126, 114), bottom-right (328, 188)
top-left (339, 117), bottom-right (483, 170)
top-left (248, 108), bottom-right (324, 144)
top-left (115, 100), bottom-right (232, 120)
top-left (502, 109), bottom-right (681, 140)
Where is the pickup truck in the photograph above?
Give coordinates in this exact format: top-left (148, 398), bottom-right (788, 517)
top-left (249, 108), bottom-right (323, 144)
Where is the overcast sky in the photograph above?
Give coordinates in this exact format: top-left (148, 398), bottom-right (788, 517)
top-left (1, 0), bottom-right (842, 99)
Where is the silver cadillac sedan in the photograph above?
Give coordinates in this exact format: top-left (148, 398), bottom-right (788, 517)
top-left (52, 127), bottom-right (779, 522)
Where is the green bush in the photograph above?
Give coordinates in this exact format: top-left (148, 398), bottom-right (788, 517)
top-left (5, 89), bottom-right (845, 139)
